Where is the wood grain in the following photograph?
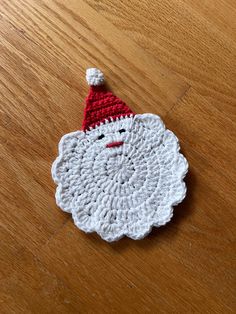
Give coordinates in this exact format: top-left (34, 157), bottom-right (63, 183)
top-left (0, 227), bottom-right (82, 313)
top-left (85, 0), bottom-right (236, 121)
top-left (0, 0), bottom-right (235, 313)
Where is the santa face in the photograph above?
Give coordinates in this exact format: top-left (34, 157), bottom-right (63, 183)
top-left (52, 113), bottom-right (188, 242)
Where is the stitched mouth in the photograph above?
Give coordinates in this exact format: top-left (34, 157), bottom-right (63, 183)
top-left (106, 141), bottom-right (124, 148)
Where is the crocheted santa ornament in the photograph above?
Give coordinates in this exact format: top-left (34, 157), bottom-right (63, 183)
top-left (52, 68), bottom-right (188, 242)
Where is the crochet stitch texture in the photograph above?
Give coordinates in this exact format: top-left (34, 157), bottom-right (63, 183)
top-left (52, 68), bottom-right (188, 242)
top-left (83, 68), bottom-right (134, 131)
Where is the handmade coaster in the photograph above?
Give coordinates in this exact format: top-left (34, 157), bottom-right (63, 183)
top-left (52, 68), bottom-right (188, 242)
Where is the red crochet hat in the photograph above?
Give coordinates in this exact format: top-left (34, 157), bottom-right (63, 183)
top-left (82, 68), bottom-right (134, 131)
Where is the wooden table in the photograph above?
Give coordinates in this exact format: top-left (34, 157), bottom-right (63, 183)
top-left (0, 1), bottom-right (235, 313)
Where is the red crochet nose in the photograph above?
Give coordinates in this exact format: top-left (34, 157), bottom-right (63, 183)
top-left (106, 141), bottom-right (124, 148)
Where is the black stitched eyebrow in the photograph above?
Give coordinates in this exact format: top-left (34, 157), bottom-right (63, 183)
top-left (119, 129), bottom-right (126, 133)
top-left (97, 134), bottom-right (105, 140)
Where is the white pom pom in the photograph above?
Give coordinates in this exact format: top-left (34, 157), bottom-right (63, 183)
top-left (86, 68), bottom-right (104, 86)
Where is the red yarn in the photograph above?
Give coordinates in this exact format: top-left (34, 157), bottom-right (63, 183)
top-left (106, 141), bottom-right (124, 148)
top-left (82, 86), bottom-right (134, 131)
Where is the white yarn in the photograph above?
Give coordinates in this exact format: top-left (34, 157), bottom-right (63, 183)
top-left (86, 68), bottom-right (104, 86)
top-left (52, 114), bottom-right (188, 242)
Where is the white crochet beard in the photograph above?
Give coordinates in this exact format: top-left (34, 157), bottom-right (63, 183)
top-left (52, 114), bottom-right (188, 241)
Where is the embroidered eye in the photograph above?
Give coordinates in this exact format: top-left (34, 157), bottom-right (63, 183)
top-left (119, 129), bottom-right (125, 133)
top-left (97, 134), bottom-right (105, 140)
